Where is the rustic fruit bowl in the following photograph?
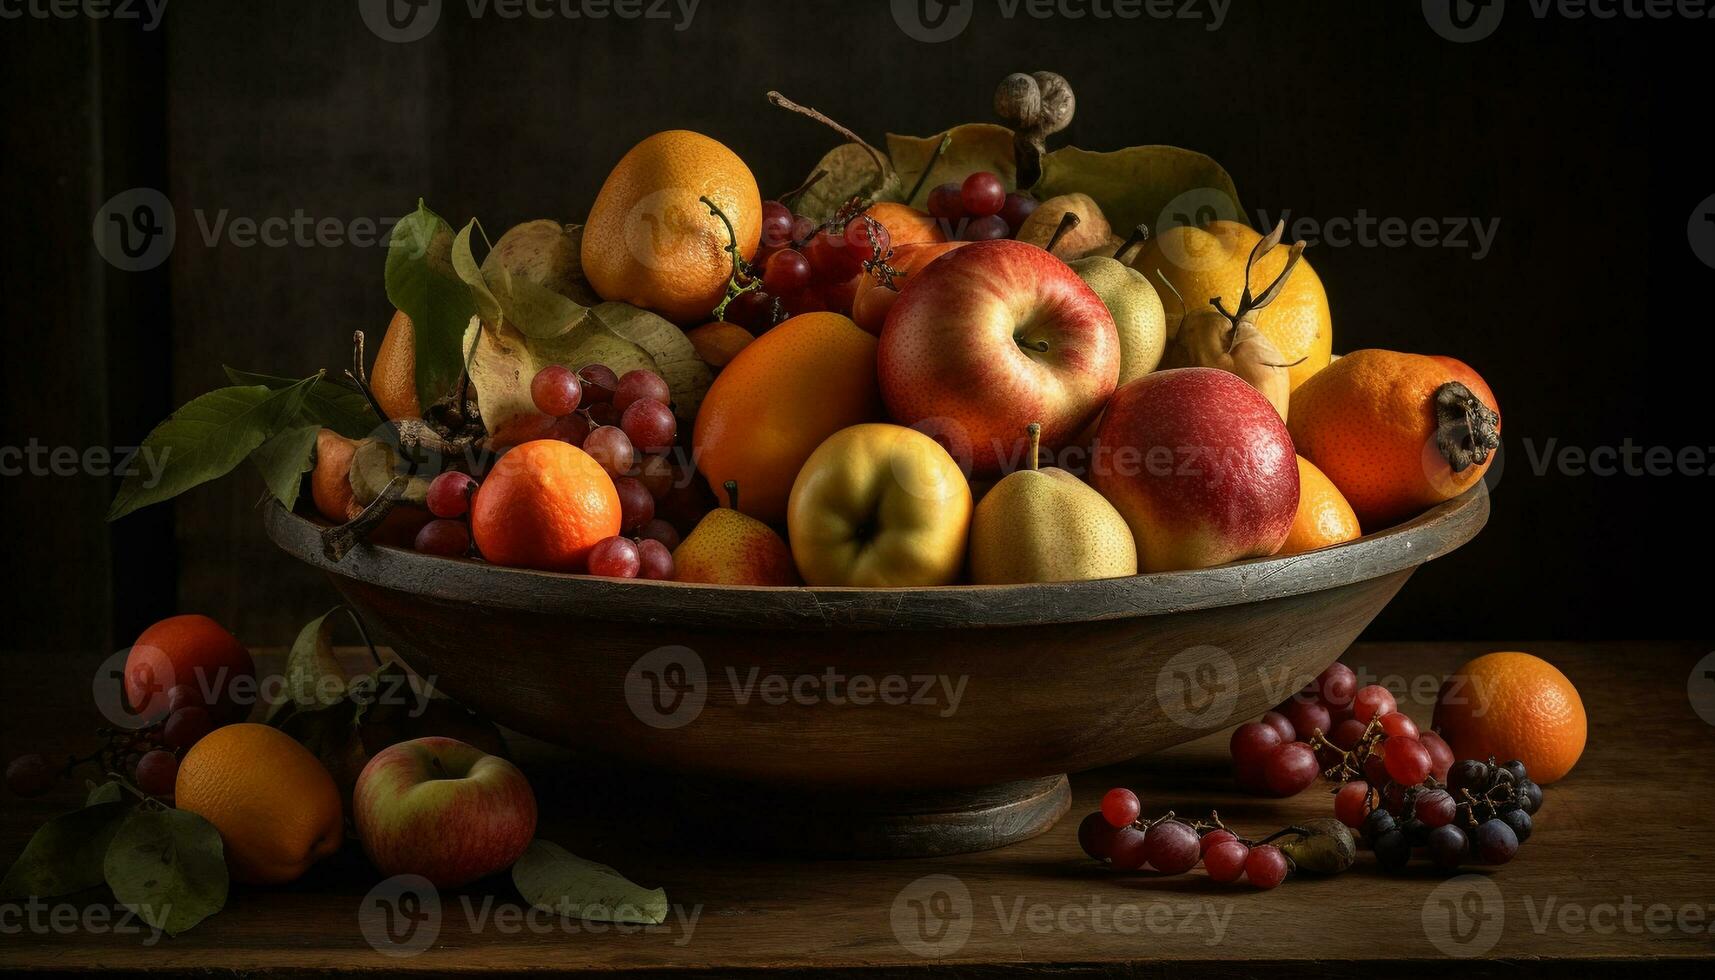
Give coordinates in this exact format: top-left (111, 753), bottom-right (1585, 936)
top-left (265, 483), bottom-right (1487, 857)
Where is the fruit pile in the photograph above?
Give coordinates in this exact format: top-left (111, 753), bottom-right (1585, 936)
top-left (4, 611), bottom-right (658, 936)
top-left (110, 71), bottom-right (1502, 589)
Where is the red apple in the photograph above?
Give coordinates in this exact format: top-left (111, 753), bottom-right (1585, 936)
top-left (879, 239), bottom-right (1119, 476)
top-left (1091, 368), bottom-right (1299, 572)
top-left (353, 736), bottom-right (536, 888)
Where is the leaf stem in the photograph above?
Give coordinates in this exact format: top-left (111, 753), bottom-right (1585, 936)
top-left (766, 91), bottom-right (886, 175)
top-left (902, 134), bottom-right (952, 206)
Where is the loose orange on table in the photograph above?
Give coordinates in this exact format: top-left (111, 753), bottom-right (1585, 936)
top-left (123, 614), bottom-right (256, 725)
top-left (1278, 456), bottom-right (1361, 555)
top-left (470, 440), bottom-right (621, 572)
top-left (1432, 651), bottom-right (1587, 784)
top-left (175, 723), bottom-right (344, 885)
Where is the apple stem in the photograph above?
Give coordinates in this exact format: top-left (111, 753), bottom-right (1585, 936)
top-left (1113, 223), bottom-right (1150, 261)
top-left (1044, 211), bottom-right (1080, 254)
top-left (723, 480), bottom-right (740, 512)
top-left (1025, 422), bottom-right (1042, 472)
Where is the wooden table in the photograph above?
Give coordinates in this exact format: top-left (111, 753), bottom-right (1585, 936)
top-left (3, 641), bottom-right (1711, 976)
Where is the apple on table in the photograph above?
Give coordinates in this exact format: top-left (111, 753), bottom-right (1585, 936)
top-left (354, 736), bottom-right (537, 888)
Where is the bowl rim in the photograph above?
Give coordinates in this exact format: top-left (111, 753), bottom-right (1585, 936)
top-left (265, 482), bottom-right (1488, 630)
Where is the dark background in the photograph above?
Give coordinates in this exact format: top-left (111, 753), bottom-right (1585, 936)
top-left (2, 0), bottom-right (1711, 656)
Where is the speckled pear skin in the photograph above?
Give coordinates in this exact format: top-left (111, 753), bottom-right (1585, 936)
top-left (969, 465), bottom-right (1136, 585)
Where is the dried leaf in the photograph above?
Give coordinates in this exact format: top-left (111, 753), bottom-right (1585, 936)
top-left (1033, 144), bottom-right (1242, 241)
top-left (512, 840), bottom-right (667, 925)
top-left (887, 124), bottom-right (1017, 209)
top-left (794, 143), bottom-right (899, 224)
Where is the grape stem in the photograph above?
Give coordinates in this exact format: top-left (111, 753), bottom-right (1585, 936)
top-left (699, 196), bottom-right (761, 322)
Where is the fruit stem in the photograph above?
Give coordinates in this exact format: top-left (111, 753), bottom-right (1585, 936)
top-left (1024, 422), bottom-right (1042, 472)
top-left (1044, 211), bottom-right (1080, 254)
top-left (723, 480), bottom-right (740, 512)
top-left (344, 331), bottom-right (389, 424)
top-left (341, 605), bottom-right (383, 670)
top-left (766, 91), bottom-right (887, 176)
top-left (902, 133), bottom-right (952, 206)
top-left (1113, 223), bottom-right (1150, 261)
top-left (321, 475), bottom-right (407, 562)
top-left (1434, 382), bottom-right (1501, 472)
top-left (699, 196), bottom-right (761, 321)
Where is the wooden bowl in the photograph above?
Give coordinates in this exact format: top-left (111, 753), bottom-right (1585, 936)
top-left (265, 484), bottom-right (1487, 857)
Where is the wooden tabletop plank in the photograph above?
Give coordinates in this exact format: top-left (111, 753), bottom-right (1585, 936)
top-left (2, 641), bottom-right (1711, 975)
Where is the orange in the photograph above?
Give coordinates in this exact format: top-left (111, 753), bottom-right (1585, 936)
top-left (1432, 652), bottom-right (1586, 784)
top-left (850, 241), bottom-right (968, 334)
top-left (124, 614), bottom-right (256, 725)
top-left (470, 440), bottom-right (621, 572)
top-left (1278, 456), bottom-right (1361, 555)
top-left (581, 130), bottom-right (762, 324)
top-left (865, 202), bottom-right (947, 248)
top-left (1288, 349), bottom-right (1501, 529)
top-left (175, 723), bottom-right (344, 885)
top-left (1131, 220), bottom-right (1331, 389)
top-left (685, 321), bottom-right (755, 369)
top-left (371, 309), bottom-right (421, 420)
top-left (692, 312), bottom-right (882, 524)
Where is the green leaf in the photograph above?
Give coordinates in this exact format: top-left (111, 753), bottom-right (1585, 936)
top-left (887, 124), bottom-right (1017, 209)
top-left (1033, 145), bottom-right (1243, 243)
top-left (107, 377), bottom-right (318, 522)
top-left (794, 143), bottom-right (899, 225)
top-left (1, 801), bottom-right (134, 899)
top-left (250, 424), bottom-right (320, 510)
top-left (223, 367), bottom-right (378, 439)
top-left (386, 201), bottom-right (478, 412)
top-left (85, 781), bottom-right (124, 806)
top-left (464, 302), bottom-right (712, 437)
top-left (104, 807), bottom-right (228, 936)
top-left (274, 696), bottom-right (362, 762)
top-left (271, 608), bottom-right (350, 717)
top-left (512, 840), bottom-right (667, 925)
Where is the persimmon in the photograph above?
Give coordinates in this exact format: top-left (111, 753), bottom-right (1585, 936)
top-left (124, 614), bottom-right (257, 725)
top-left (1288, 350), bottom-right (1500, 529)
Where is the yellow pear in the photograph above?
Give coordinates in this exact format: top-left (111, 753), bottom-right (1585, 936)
top-left (672, 481), bottom-right (798, 586)
top-left (969, 424), bottom-right (1137, 584)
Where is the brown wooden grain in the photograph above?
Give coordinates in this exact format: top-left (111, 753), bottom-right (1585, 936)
top-left (2, 642), bottom-right (1710, 976)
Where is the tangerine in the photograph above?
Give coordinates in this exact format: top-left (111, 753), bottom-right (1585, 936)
top-left (1278, 456), bottom-right (1362, 555)
top-left (470, 440), bottom-right (621, 572)
top-left (1432, 652), bottom-right (1586, 784)
top-left (124, 614), bottom-right (256, 725)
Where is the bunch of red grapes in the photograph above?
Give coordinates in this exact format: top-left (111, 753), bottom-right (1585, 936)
top-left (1227, 663), bottom-right (1456, 797)
top-left (414, 363), bottom-right (681, 580)
top-left (1337, 747), bottom-right (1544, 873)
top-left (924, 172), bottom-right (1038, 242)
top-left (727, 200), bottom-right (890, 330)
top-left (1076, 788), bottom-right (1293, 890)
top-left (5, 682), bottom-right (226, 801)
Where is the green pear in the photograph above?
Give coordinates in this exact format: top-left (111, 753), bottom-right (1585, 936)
top-left (968, 424), bottom-right (1138, 585)
top-left (1070, 241), bottom-right (1167, 385)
